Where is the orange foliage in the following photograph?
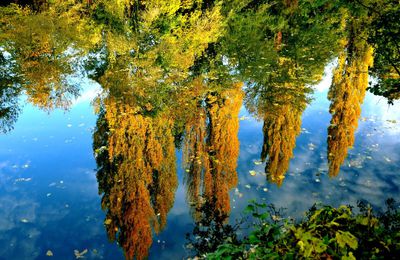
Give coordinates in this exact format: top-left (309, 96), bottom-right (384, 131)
top-left (95, 97), bottom-right (177, 260)
top-left (183, 82), bottom-right (243, 221)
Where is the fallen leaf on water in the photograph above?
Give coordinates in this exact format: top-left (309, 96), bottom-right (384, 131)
top-left (253, 160), bottom-right (262, 165)
top-left (249, 170), bottom-right (257, 176)
top-left (14, 178), bottom-right (32, 183)
top-left (272, 215), bottom-right (281, 221)
top-left (20, 218), bottom-right (29, 223)
top-left (46, 250), bottom-right (53, 257)
top-left (384, 156), bottom-right (392, 163)
top-left (74, 249), bottom-right (88, 259)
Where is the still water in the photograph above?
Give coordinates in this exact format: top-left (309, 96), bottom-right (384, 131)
top-left (1, 66), bottom-right (399, 259)
top-left (1, 1), bottom-right (400, 259)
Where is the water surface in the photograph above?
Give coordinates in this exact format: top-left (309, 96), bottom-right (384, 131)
top-left (1, 1), bottom-right (399, 259)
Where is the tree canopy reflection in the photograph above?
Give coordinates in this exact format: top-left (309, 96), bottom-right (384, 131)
top-left (223, 0), bottom-right (343, 184)
top-left (1, 0), bottom-right (400, 258)
top-left (182, 80), bottom-right (243, 221)
top-left (327, 19), bottom-right (374, 177)
top-left (93, 96), bottom-right (177, 259)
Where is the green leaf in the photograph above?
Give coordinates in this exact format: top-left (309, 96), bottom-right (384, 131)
top-left (357, 216), bottom-right (369, 226)
top-left (254, 202), bottom-right (267, 208)
top-left (260, 212), bottom-right (270, 220)
top-left (245, 204), bottom-right (255, 213)
top-left (335, 231), bottom-right (358, 250)
top-left (248, 234), bottom-right (260, 244)
top-left (341, 252), bottom-right (356, 260)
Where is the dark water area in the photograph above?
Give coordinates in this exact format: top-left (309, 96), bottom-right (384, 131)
top-left (1, 1), bottom-right (400, 259)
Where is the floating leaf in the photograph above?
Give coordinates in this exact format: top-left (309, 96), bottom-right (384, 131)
top-left (249, 170), bottom-right (257, 176)
top-left (46, 250), bottom-right (53, 257)
top-left (384, 156), bottom-right (391, 162)
top-left (14, 177), bottom-right (32, 183)
top-left (74, 249), bottom-right (88, 259)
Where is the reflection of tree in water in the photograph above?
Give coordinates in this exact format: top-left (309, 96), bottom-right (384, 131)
top-left (327, 21), bottom-right (374, 177)
top-left (185, 198), bottom-right (242, 257)
top-left (1, 1), bottom-right (398, 258)
top-left (183, 81), bottom-right (243, 221)
top-left (0, 52), bottom-right (21, 133)
top-left (0, 84), bottom-right (20, 133)
top-left (84, 2), bottom-right (228, 258)
top-left (222, 1), bottom-right (345, 186)
top-left (260, 89), bottom-right (307, 186)
top-left (365, 1), bottom-right (400, 104)
top-left (0, 2), bottom-right (99, 117)
top-left (93, 98), bottom-right (177, 260)
top-left (248, 80), bottom-right (308, 186)
top-left (244, 56), bottom-right (310, 186)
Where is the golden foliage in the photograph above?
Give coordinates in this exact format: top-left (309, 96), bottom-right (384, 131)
top-left (260, 84), bottom-right (305, 186)
top-left (327, 22), bottom-right (374, 177)
top-left (0, 3), bottom-right (101, 111)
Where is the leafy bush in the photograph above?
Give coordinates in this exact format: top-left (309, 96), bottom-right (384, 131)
top-left (187, 199), bottom-right (400, 259)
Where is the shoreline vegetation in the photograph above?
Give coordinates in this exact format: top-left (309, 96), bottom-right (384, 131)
top-left (186, 199), bottom-right (400, 259)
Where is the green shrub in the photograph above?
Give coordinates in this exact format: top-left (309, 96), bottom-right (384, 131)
top-left (187, 199), bottom-right (400, 259)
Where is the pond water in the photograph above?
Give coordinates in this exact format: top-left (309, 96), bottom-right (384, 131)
top-left (1, 1), bottom-right (400, 259)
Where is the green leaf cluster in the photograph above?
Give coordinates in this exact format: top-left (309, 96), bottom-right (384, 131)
top-left (202, 199), bottom-right (400, 259)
